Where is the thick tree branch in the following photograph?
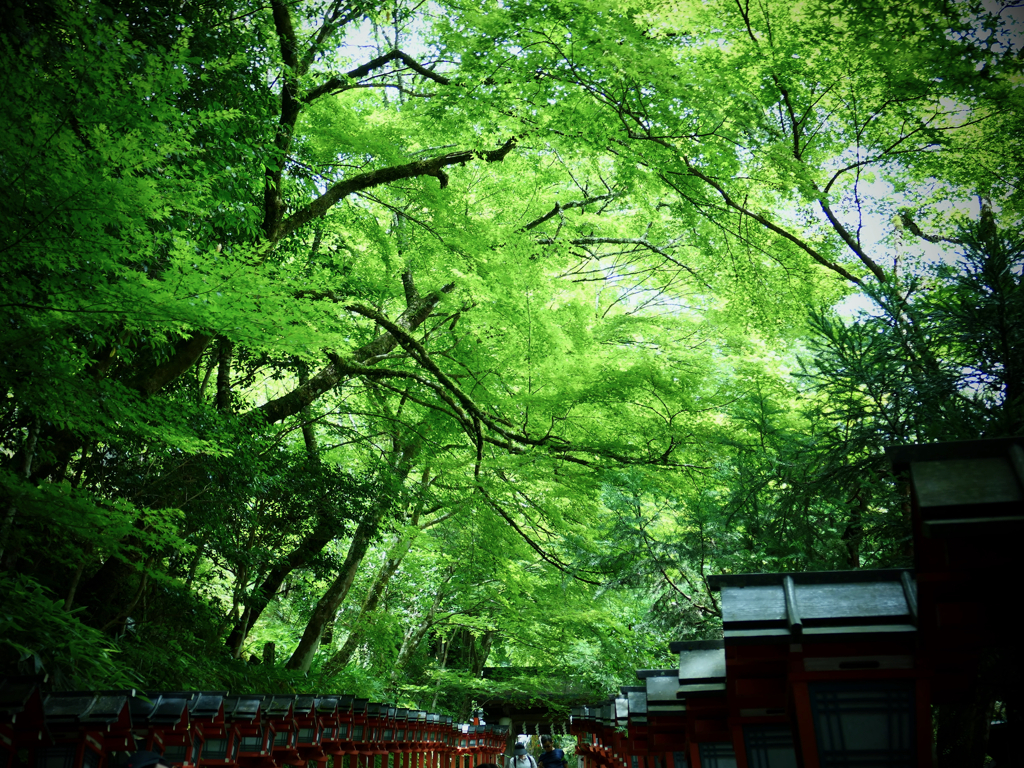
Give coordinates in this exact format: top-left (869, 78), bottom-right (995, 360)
top-left (304, 49), bottom-right (451, 103)
top-left (253, 283), bottom-right (455, 424)
top-left (270, 0), bottom-right (299, 71)
top-left (129, 333), bottom-right (214, 396)
top-left (275, 139), bottom-right (516, 241)
top-left (899, 211), bottom-right (964, 246)
top-left (402, 268), bottom-right (420, 307)
top-left (344, 303), bottom-right (704, 469)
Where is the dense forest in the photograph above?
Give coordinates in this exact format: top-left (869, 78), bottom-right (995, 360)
top-left (1, 0), bottom-right (1021, 723)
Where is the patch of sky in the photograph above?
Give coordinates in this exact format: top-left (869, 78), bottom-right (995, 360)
top-left (963, 0), bottom-right (1024, 57)
top-left (832, 173), bottom-right (982, 318)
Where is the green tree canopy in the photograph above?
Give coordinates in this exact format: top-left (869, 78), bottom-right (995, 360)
top-left (1, 2), bottom-right (1020, 753)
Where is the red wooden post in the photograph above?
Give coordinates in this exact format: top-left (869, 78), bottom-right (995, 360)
top-left (640, 672), bottom-right (686, 768)
top-left (708, 569), bottom-right (925, 767)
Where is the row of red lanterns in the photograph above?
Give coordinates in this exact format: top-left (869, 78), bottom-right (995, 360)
top-left (0, 687), bottom-right (509, 768)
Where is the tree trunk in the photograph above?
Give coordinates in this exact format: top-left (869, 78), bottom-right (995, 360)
top-left (323, 465), bottom-right (443, 673)
top-left (285, 499), bottom-right (392, 672)
top-left (840, 491), bottom-right (865, 569)
top-left (255, 284), bottom-right (453, 425)
top-left (224, 518), bottom-right (335, 652)
top-left (285, 429), bottom-right (423, 672)
top-left (323, 532), bottom-right (415, 673)
top-left (215, 337), bottom-right (234, 411)
top-left (388, 571), bottom-right (449, 687)
top-left (297, 361), bottom-right (319, 455)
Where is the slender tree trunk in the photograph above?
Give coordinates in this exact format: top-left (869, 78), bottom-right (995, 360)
top-left (197, 347), bottom-right (218, 403)
top-left (297, 361), bottom-right (319, 455)
top-left (285, 430), bottom-right (423, 672)
top-left (841, 491), bottom-right (865, 569)
top-left (430, 636), bottom-right (451, 710)
top-left (388, 573), bottom-right (449, 686)
top-left (470, 629), bottom-right (495, 677)
top-left (0, 418), bottom-right (37, 565)
top-left (323, 533), bottom-right (415, 673)
top-left (285, 499), bottom-right (392, 672)
top-left (63, 557), bottom-right (89, 611)
top-left (184, 538), bottom-right (206, 590)
top-left (323, 465), bottom-right (440, 673)
top-left (224, 519), bottom-right (334, 651)
top-left (215, 337), bottom-right (234, 411)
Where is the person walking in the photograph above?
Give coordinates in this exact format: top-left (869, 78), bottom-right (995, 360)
top-left (507, 743), bottom-right (537, 768)
top-left (538, 736), bottom-right (567, 768)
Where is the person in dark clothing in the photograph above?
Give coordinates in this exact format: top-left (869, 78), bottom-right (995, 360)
top-left (538, 736), bottom-right (567, 768)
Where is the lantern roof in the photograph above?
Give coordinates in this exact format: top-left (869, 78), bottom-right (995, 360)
top-left (129, 693), bottom-right (189, 727)
top-left (224, 695), bottom-right (263, 721)
top-left (44, 691), bottom-right (135, 727)
top-left (178, 691), bottom-right (226, 720)
top-left (674, 642), bottom-right (726, 696)
top-left (634, 669), bottom-right (676, 679)
top-left (643, 674), bottom-right (684, 714)
top-left (625, 690), bottom-right (646, 716)
top-left (707, 569), bottom-right (917, 644)
top-left (886, 437), bottom-right (1024, 536)
top-left (294, 696), bottom-right (317, 718)
top-left (314, 696), bottom-right (338, 716)
top-left (642, 674), bottom-right (679, 700)
top-left (264, 695), bottom-right (296, 718)
top-left (614, 695), bottom-right (629, 722)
